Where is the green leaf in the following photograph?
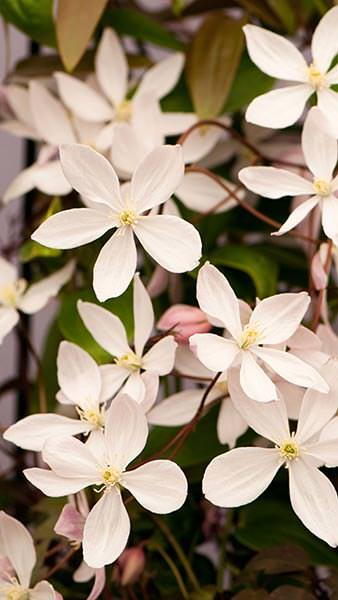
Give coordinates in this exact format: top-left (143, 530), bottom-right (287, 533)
top-left (103, 8), bottom-right (184, 51)
top-left (209, 245), bottom-right (278, 298)
top-left (224, 52), bottom-right (274, 113)
top-left (186, 12), bottom-right (245, 118)
top-left (20, 241), bottom-right (61, 263)
top-left (56, 0), bottom-right (108, 71)
top-left (57, 286), bottom-right (133, 363)
top-left (0, 0), bottom-right (56, 46)
top-left (266, 0), bottom-right (297, 32)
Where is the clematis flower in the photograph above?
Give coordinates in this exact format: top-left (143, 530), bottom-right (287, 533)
top-left (239, 107), bottom-right (338, 242)
top-left (78, 273), bottom-right (177, 406)
top-left (0, 511), bottom-right (61, 599)
top-left (31, 143), bottom-right (202, 300)
top-left (190, 262), bottom-right (328, 402)
top-left (243, 6), bottom-right (338, 128)
top-left (4, 340), bottom-right (119, 451)
top-left (24, 395), bottom-right (188, 568)
top-left (0, 258), bottom-right (74, 344)
top-left (203, 363), bottom-right (338, 547)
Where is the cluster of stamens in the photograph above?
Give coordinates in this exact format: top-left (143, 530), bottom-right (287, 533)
top-left (307, 63), bottom-right (326, 89)
top-left (277, 434), bottom-right (300, 465)
top-left (313, 178), bottom-right (331, 197)
top-left (215, 380), bottom-right (229, 396)
top-left (0, 279), bottom-right (27, 308)
top-left (118, 209), bottom-right (137, 228)
top-left (238, 323), bottom-right (261, 349)
top-left (76, 406), bottom-right (105, 429)
top-left (115, 100), bottom-right (132, 122)
top-left (0, 581), bottom-right (29, 600)
top-left (115, 351), bottom-right (141, 370)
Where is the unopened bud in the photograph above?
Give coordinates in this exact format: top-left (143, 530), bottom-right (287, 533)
top-left (157, 304), bottom-right (211, 344)
top-left (118, 547), bottom-right (146, 586)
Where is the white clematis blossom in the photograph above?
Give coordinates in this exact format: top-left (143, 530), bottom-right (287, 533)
top-left (190, 262), bottom-right (328, 402)
top-left (203, 363), bottom-right (338, 547)
top-left (31, 143), bottom-right (202, 300)
top-left (78, 273), bottom-right (177, 406)
top-left (24, 395), bottom-right (188, 568)
top-left (4, 340), bottom-right (119, 451)
top-left (243, 6), bottom-right (338, 129)
top-left (239, 107), bottom-right (338, 242)
top-left (0, 258), bottom-right (74, 344)
top-left (0, 511), bottom-right (60, 599)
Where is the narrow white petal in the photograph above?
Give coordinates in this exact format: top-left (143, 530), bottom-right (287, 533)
top-left (132, 145), bottom-right (184, 213)
top-left (176, 171), bottom-right (237, 214)
top-left (147, 388), bottom-right (205, 426)
top-left (132, 91), bottom-right (163, 149)
top-left (3, 166), bottom-right (36, 203)
top-left (122, 371), bottom-right (145, 404)
top-left (272, 195), bottom-right (319, 236)
top-left (104, 394), bottom-right (148, 469)
top-left (202, 447), bottom-right (281, 507)
top-left (3, 414), bottom-right (89, 451)
top-left (142, 336), bottom-right (177, 375)
top-left (135, 214), bottom-right (201, 273)
top-left (311, 5), bottom-right (338, 73)
top-left (190, 334), bottom-right (239, 373)
top-left (243, 25), bottom-right (308, 81)
top-left (57, 341), bottom-right (101, 407)
top-left (139, 371), bottom-right (159, 413)
top-left (78, 300), bottom-right (130, 356)
top-left (239, 351), bottom-right (277, 402)
top-left (0, 511), bottom-right (35, 587)
top-left (83, 489), bottom-right (130, 568)
top-left (55, 72), bottom-right (114, 122)
top-left (160, 111), bottom-right (197, 136)
top-left (99, 364), bottom-right (129, 401)
top-left (302, 107), bottom-right (337, 179)
top-left (250, 292), bottom-right (310, 345)
top-left (123, 460), bottom-right (187, 513)
top-left (238, 166), bottom-right (313, 198)
top-left (6, 85), bottom-right (35, 128)
top-left (24, 468), bottom-right (92, 497)
top-left (29, 81), bottom-right (76, 145)
top-left (246, 85), bottom-right (312, 129)
top-left (317, 88), bottom-right (338, 138)
top-left (322, 195), bottom-right (338, 245)
top-left (33, 160), bottom-right (72, 196)
top-left (133, 273), bottom-right (154, 356)
top-left (18, 260), bottom-right (74, 314)
top-left (306, 439), bottom-right (338, 467)
top-left (137, 52), bottom-right (184, 99)
top-left (182, 125), bottom-right (223, 164)
top-left (217, 397), bottom-right (247, 447)
top-left (95, 28), bottom-right (128, 106)
top-left (93, 228), bottom-right (137, 300)
top-left (42, 436), bottom-right (98, 480)
top-left (0, 307), bottom-right (19, 344)
top-left (30, 581), bottom-right (56, 600)
top-left (111, 123), bottom-right (148, 179)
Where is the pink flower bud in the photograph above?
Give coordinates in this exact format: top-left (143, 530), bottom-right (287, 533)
top-left (157, 304), bottom-right (211, 344)
top-left (117, 547), bottom-right (146, 586)
top-left (54, 504), bottom-right (85, 542)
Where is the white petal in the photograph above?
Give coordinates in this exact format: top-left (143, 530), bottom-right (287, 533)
top-left (182, 125), bottom-right (223, 164)
top-left (132, 145), bottom-right (184, 213)
top-left (42, 436), bottom-right (98, 480)
top-left (0, 307), bottom-right (19, 344)
top-left (132, 91), bottom-right (163, 149)
top-left (142, 336), bottom-right (177, 375)
top-left (160, 111), bottom-right (197, 136)
top-left (86, 568), bottom-right (106, 600)
top-left (137, 52), bottom-right (184, 99)
top-left (250, 292), bottom-right (309, 345)
top-left (277, 380), bottom-right (304, 420)
top-left (139, 371), bottom-right (159, 413)
top-left (252, 347), bottom-right (329, 392)
top-left (133, 273), bottom-right (154, 356)
top-left (93, 228), bottom-right (137, 300)
top-left (238, 166), bottom-right (313, 198)
top-left (57, 341), bottom-right (101, 407)
top-left (302, 107), bottom-right (337, 179)
top-left (306, 439), bottom-right (338, 467)
top-left (176, 171), bottom-right (237, 214)
top-left (296, 358), bottom-right (338, 444)
top-left (0, 118), bottom-right (39, 140)
top-left (99, 364), bottom-right (129, 401)
top-left (202, 447), bottom-right (280, 507)
top-left (0, 257), bottom-right (17, 284)
top-left (196, 262), bottom-right (242, 339)
top-left (239, 351), bottom-right (277, 402)
top-left (3, 166), bottom-right (36, 203)
top-left (6, 85), bottom-right (34, 128)
top-left (217, 397), bottom-right (247, 447)
top-left (175, 345), bottom-right (213, 379)
top-left (322, 195), bottom-right (338, 245)
top-left (320, 416), bottom-right (338, 443)
top-left (95, 28), bottom-right (128, 106)
top-left (147, 388), bottom-right (204, 426)
top-left (246, 84), bottom-right (312, 129)
top-left (24, 468), bottom-right (92, 497)
top-left (29, 81), bottom-right (75, 145)
top-left (3, 413), bottom-right (89, 452)
top-left (18, 260), bottom-right (75, 314)
top-left (111, 123), bottom-right (148, 179)
top-left (83, 489), bottom-right (130, 568)
top-left (55, 72), bottom-right (114, 122)
top-left (60, 144), bottom-right (122, 211)
top-left (243, 25), bottom-right (308, 81)
top-left (33, 160), bottom-right (72, 196)
top-left (30, 581), bottom-right (56, 600)
top-left (311, 5), bottom-right (338, 73)
top-left (190, 334), bottom-right (239, 372)
top-left (272, 195), bottom-right (319, 237)
top-left (317, 88), bottom-right (338, 138)
top-left (0, 511), bottom-right (35, 587)
top-left (288, 457), bottom-right (338, 547)
top-left (135, 214), bottom-right (201, 273)
top-left (228, 368), bottom-right (290, 443)
top-left (32, 208), bottom-right (113, 249)
top-left (104, 394), bottom-right (148, 469)
top-left (122, 371), bottom-right (145, 404)
top-left (123, 460), bottom-right (187, 513)
top-left (78, 300), bottom-right (130, 356)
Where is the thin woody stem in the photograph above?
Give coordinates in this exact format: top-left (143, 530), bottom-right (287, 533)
top-left (311, 240), bottom-right (333, 331)
top-left (17, 321), bottom-right (47, 413)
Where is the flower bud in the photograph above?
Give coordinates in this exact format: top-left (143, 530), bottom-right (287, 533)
top-left (157, 304), bottom-right (211, 344)
top-left (118, 547), bottom-right (146, 586)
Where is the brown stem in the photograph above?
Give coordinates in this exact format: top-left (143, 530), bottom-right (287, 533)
top-left (45, 546), bottom-right (78, 578)
top-left (17, 321), bottom-right (47, 412)
top-left (311, 240), bottom-right (333, 331)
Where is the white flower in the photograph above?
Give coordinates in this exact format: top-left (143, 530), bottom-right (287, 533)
top-left (239, 107), bottom-right (338, 242)
top-left (24, 395), bottom-right (188, 568)
top-left (203, 362), bottom-right (338, 547)
top-left (190, 262), bottom-right (328, 402)
top-left (0, 258), bottom-right (74, 344)
top-left (4, 340), bottom-right (118, 451)
top-left (78, 273), bottom-right (177, 407)
top-left (0, 511), bottom-right (58, 599)
top-left (31, 143), bottom-right (202, 300)
top-left (243, 6), bottom-right (338, 128)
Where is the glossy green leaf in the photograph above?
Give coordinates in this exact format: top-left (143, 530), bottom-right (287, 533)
top-left (0, 0), bottom-right (56, 46)
top-left (186, 12), bottom-right (245, 118)
top-left (224, 52), bottom-right (274, 113)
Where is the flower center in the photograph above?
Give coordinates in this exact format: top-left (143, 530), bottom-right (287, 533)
top-left (215, 380), bottom-right (228, 395)
top-left (313, 178), bottom-right (331, 197)
top-left (0, 582), bottom-right (29, 600)
top-left (76, 406), bottom-right (105, 429)
top-left (114, 351), bottom-right (141, 371)
top-left (101, 465), bottom-right (122, 487)
top-left (115, 100), bottom-right (132, 122)
top-left (119, 210), bottom-right (137, 227)
top-left (278, 437), bottom-right (300, 462)
top-left (238, 323), bottom-right (261, 349)
top-left (308, 63), bottom-right (326, 89)
top-left (0, 279), bottom-right (27, 307)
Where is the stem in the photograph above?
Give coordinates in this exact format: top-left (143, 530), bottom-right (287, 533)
top-left (216, 509), bottom-right (233, 593)
top-left (45, 546), bottom-right (78, 578)
top-left (150, 542), bottom-right (189, 599)
top-left (311, 240), bottom-right (333, 331)
top-left (17, 321), bottom-right (47, 413)
top-left (152, 516), bottom-right (200, 591)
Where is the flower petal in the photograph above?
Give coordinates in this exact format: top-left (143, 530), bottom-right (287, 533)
top-left (6, 85), bottom-right (35, 128)
top-left (322, 194), bottom-right (338, 245)
top-left (132, 145), bottom-right (184, 213)
top-left (238, 166), bottom-right (313, 198)
top-left (317, 88), bottom-right (338, 138)
top-left (123, 460), bottom-right (187, 513)
top-left (182, 124), bottom-right (223, 164)
top-left (57, 340), bottom-right (101, 407)
top-left (202, 447), bottom-right (281, 507)
top-left (133, 273), bottom-right (154, 356)
top-left (0, 307), bottom-right (19, 344)
top-left (302, 107), bottom-right (337, 179)
top-left (99, 364), bottom-right (129, 401)
top-left (135, 214), bottom-right (201, 273)
top-left (250, 292), bottom-right (310, 345)
top-left (29, 81), bottom-right (76, 145)
top-left (190, 334), bottom-right (239, 373)
top-left (95, 28), bottom-right (128, 106)
top-left (55, 72), bottom-right (114, 122)
top-left (243, 25), bottom-right (308, 81)
top-left (142, 336), bottom-right (177, 375)
top-left (24, 468), bottom-right (92, 497)
top-left (239, 351), bottom-right (277, 402)
top-left (33, 160), bottom-right (72, 196)
top-left (217, 397), bottom-right (247, 447)
top-left (246, 84), bottom-right (312, 129)
top-left (3, 166), bottom-right (36, 203)
top-left (18, 261), bottom-right (74, 314)
top-left (111, 123), bottom-right (148, 179)
top-left (0, 511), bottom-right (35, 587)
top-left (42, 436), bottom-right (98, 480)
top-left (122, 371), bottom-right (145, 404)
top-left (160, 111), bottom-right (197, 136)
top-left (272, 195), bottom-right (319, 236)
top-left (93, 228), bottom-right (137, 300)
top-left (137, 52), bottom-right (184, 99)
top-left (104, 394), bottom-right (148, 469)
top-left (78, 300), bottom-right (130, 357)
top-left (0, 257), bottom-right (17, 285)
top-left (30, 581), bottom-right (57, 600)
top-left (83, 489), bottom-right (130, 568)
top-left (147, 388), bottom-right (205, 426)
top-left (311, 5), bottom-right (338, 73)
top-left (176, 171), bottom-right (237, 214)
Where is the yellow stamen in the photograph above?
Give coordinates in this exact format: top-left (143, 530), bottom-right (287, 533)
top-left (238, 323), bottom-right (261, 349)
top-left (119, 210), bottom-right (137, 227)
top-left (308, 63), bottom-right (326, 89)
top-left (0, 279), bottom-right (27, 307)
top-left (115, 100), bottom-right (132, 122)
top-left (115, 352), bottom-right (141, 370)
top-left (101, 466), bottom-right (122, 487)
top-left (277, 436), bottom-right (300, 463)
top-left (313, 178), bottom-right (331, 197)
top-left (76, 406), bottom-right (104, 429)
